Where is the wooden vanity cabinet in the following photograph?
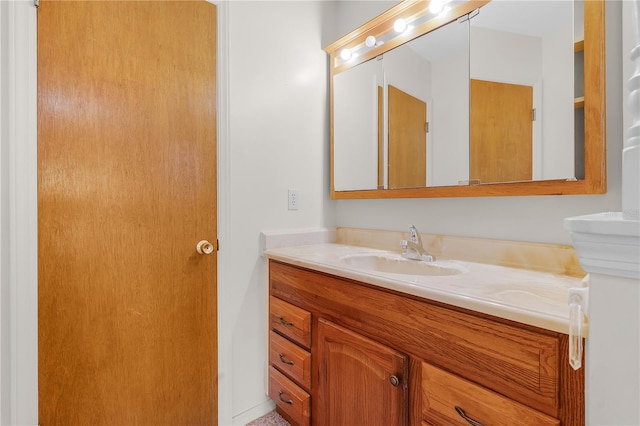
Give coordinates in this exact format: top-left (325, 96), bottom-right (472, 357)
top-left (268, 260), bottom-right (585, 426)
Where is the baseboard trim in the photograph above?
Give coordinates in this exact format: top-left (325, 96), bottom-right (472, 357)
top-left (231, 399), bottom-right (276, 426)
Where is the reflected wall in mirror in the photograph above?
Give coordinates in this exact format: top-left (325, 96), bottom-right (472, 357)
top-left (325, 0), bottom-right (605, 199)
top-left (386, 17), bottom-right (469, 188)
top-left (469, 0), bottom-right (577, 184)
top-left (333, 57), bottom-right (381, 191)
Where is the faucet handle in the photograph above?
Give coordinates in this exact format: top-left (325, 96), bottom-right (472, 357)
top-left (400, 239), bottom-right (408, 249)
top-left (408, 225), bottom-right (420, 244)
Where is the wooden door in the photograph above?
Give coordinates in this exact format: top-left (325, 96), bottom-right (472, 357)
top-left (470, 79), bottom-right (533, 184)
top-left (37, 2), bottom-right (217, 425)
top-left (388, 85), bottom-right (427, 189)
top-left (317, 319), bottom-right (408, 426)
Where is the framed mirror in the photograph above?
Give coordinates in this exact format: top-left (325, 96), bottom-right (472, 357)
top-left (325, 0), bottom-right (605, 199)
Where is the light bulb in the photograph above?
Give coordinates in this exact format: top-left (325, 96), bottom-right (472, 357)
top-left (340, 49), bottom-right (352, 61)
top-left (393, 18), bottom-right (407, 33)
top-left (429, 0), bottom-right (444, 14)
top-left (365, 35), bottom-right (376, 48)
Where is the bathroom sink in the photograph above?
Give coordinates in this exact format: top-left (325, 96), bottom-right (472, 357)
top-left (340, 253), bottom-right (464, 276)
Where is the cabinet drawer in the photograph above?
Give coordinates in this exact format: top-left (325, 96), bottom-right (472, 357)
top-left (422, 363), bottom-right (559, 426)
top-left (269, 331), bottom-right (311, 389)
top-left (270, 296), bottom-right (311, 349)
top-left (268, 366), bottom-right (311, 426)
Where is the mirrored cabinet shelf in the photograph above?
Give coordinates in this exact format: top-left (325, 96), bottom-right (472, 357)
top-left (324, 0), bottom-right (606, 199)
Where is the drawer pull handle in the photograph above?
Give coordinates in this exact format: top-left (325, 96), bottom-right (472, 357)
top-left (389, 375), bottom-right (400, 387)
top-left (278, 391), bottom-right (293, 405)
top-left (278, 354), bottom-right (295, 365)
top-left (455, 406), bottom-right (485, 426)
top-left (278, 317), bottom-right (294, 326)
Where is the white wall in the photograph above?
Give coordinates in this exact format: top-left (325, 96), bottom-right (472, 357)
top-left (224, 2), bottom-right (334, 423)
top-left (384, 45), bottom-right (432, 102)
top-left (430, 51), bottom-right (469, 186)
top-left (541, 22), bottom-right (575, 180)
top-left (471, 26), bottom-right (542, 86)
top-left (0, 3), bottom-right (4, 423)
top-left (0, 1), bottom-right (38, 424)
top-left (333, 58), bottom-right (379, 190)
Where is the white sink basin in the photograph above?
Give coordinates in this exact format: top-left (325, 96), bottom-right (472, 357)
top-left (340, 253), bottom-right (465, 276)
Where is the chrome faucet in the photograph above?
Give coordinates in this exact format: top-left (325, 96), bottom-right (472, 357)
top-left (401, 225), bottom-right (435, 262)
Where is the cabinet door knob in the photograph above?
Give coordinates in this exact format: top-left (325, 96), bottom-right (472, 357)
top-left (389, 375), bottom-right (400, 387)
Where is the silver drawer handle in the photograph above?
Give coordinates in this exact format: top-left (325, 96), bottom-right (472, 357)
top-left (278, 353), bottom-right (295, 365)
top-left (455, 406), bottom-right (485, 426)
top-left (278, 317), bottom-right (294, 326)
top-left (278, 391), bottom-right (293, 405)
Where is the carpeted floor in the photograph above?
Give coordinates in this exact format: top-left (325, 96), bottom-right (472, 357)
top-left (245, 410), bottom-right (290, 426)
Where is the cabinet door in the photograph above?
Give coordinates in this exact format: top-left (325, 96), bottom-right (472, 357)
top-left (317, 319), bottom-right (408, 426)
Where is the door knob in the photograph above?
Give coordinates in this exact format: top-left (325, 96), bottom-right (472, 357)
top-left (196, 240), bottom-right (214, 255)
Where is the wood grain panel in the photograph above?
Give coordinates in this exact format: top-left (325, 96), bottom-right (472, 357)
top-left (388, 85), bottom-right (427, 188)
top-left (470, 79), bottom-right (533, 184)
top-left (270, 260), bottom-right (563, 418)
top-left (269, 366), bottom-right (311, 426)
top-left (317, 319), bottom-right (408, 426)
top-left (38, 2), bottom-right (217, 424)
top-left (559, 333), bottom-right (586, 425)
top-left (269, 331), bottom-right (312, 390)
top-left (270, 296), bottom-right (312, 349)
top-left (422, 363), bottom-right (560, 426)
top-left (583, 0), bottom-right (607, 193)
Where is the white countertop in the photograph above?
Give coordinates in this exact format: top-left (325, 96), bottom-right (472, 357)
top-left (265, 243), bottom-right (587, 335)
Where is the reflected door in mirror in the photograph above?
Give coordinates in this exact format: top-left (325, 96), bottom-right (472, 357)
top-left (470, 79), bottom-right (533, 184)
top-left (388, 85), bottom-right (427, 188)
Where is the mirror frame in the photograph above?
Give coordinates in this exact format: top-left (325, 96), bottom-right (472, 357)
top-left (324, 0), bottom-right (606, 199)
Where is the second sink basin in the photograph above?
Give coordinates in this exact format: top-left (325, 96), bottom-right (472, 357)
top-left (340, 253), bottom-right (465, 276)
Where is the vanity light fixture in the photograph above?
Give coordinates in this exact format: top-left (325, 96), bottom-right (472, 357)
top-left (331, 0), bottom-right (466, 68)
top-left (365, 35), bottom-right (376, 48)
top-left (393, 18), bottom-right (408, 33)
top-left (429, 0), bottom-right (444, 14)
top-left (340, 48), bottom-right (352, 61)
